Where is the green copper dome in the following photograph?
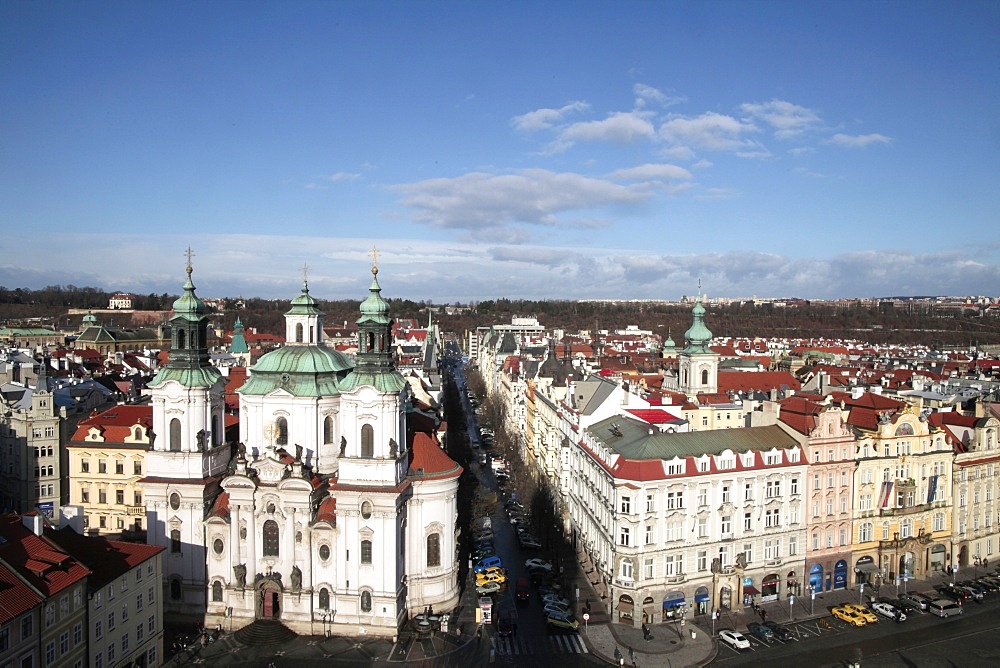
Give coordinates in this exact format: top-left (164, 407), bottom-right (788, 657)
top-left (286, 279), bottom-right (322, 316)
top-left (683, 294), bottom-right (713, 354)
top-left (172, 268), bottom-right (207, 322)
top-left (358, 269), bottom-right (391, 324)
top-left (239, 345), bottom-right (353, 397)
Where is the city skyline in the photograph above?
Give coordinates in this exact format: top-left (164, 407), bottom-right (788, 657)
top-left (2, 1), bottom-right (998, 302)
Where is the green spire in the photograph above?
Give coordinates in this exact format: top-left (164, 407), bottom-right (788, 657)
top-left (229, 317), bottom-right (249, 354)
top-left (683, 291), bottom-right (713, 354)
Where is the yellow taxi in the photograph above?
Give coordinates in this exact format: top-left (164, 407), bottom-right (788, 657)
top-left (843, 603), bottom-right (878, 623)
top-left (832, 606), bottom-right (867, 627)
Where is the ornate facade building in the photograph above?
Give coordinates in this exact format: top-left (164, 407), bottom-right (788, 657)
top-left (142, 259), bottom-right (461, 637)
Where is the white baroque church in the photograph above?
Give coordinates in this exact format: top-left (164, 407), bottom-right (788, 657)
top-left (142, 258), bottom-right (462, 637)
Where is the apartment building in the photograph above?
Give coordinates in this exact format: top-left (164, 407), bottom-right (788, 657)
top-left (569, 415), bottom-right (807, 627)
top-left (850, 400), bottom-right (953, 585)
top-left (66, 404), bottom-right (151, 535)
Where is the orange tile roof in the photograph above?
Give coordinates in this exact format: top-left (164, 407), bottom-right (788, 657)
top-left (0, 514), bottom-right (90, 598)
top-left (408, 432), bottom-right (462, 481)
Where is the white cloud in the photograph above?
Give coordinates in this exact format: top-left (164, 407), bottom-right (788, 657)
top-left (392, 169), bottom-right (649, 235)
top-left (829, 133), bottom-right (893, 148)
top-left (659, 112), bottom-right (759, 152)
top-left (633, 83), bottom-right (687, 109)
top-left (741, 99), bottom-right (822, 139)
top-left (549, 111), bottom-right (657, 152)
top-left (606, 163), bottom-right (692, 182)
top-left (510, 102), bottom-right (590, 132)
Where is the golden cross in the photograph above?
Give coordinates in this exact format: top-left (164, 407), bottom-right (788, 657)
top-left (369, 245), bottom-right (380, 274)
top-left (302, 263), bottom-right (310, 283)
top-left (185, 246), bottom-right (195, 273)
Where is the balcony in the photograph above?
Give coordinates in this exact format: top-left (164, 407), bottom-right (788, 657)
top-left (664, 573), bottom-right (687, 584)
top-left (126, 505), bottom-right (145, 516)
top-left (765, 558), bottom-right (782, 567)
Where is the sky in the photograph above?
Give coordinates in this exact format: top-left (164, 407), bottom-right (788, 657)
top-left (2, 1), bottom-right (998, 304)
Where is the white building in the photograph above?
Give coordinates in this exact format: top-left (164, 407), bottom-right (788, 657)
top-left (143, 260), bottom-right (461, 637)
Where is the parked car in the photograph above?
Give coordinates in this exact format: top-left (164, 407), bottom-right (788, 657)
top-left (843, 603), bottom-right (878, 623)
top-left (899, 593), bottom-right (929, 611)
top-left (518, 535), bottom-right (542, 550)
top-left (476, 580), bottom-right (501, 595)
top-left (893, 597), bottom-right (921, 614)
top-left (525, 559), bottom-right (554, 572)
top-left (832, 606), bottom-right (867, 627)
top-left (871, 601), bottom-right (906, 621)
top-left (719, 629), bottom-right (750, 650)
top-left (545, 611), bottom-right (580, 632)
top-left (515, 577), bottom-right (531, 602)
top-left (763, 620), bottom-right (792, 641)
top-left (475, 571), bottom-right (507, 587)
top-left (541, 593), bottom-right (570, 608)
top-left (746, 622), bottom-right (774, 641)
top-left (543, 602), bottom-right (572, 617)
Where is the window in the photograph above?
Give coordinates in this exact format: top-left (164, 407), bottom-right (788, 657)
top-left (697, 550), bottom-right (708, 572)
top-left (361, 539), bottom-right (372, 564)
top-left (95, 619), bottom-right (102, 640)
top-left (744, 482), bottom-right (753, 501)
top-left (116, 460), bottom-right (124, 475)
top-left (697, 488), bottom-right (708, 507)
top-left (319, 587), bottom-right (330, 609)
top-left (645, 524), bottom-right (654, 545)
top-left (170, 529), bottom-right (181, 553)
top-left (74, 622), bottom-right (82, 645)
top-left (212, 581), bottom-right (223, 601)
top-left (620, 496), bottom-right (631, 514)
top-left (619, 526), bottom-right (631, 546)
top-left (826, 499), bottom-right (833, 516)
top-left (134, 491), bottom-right (143, 506)
top-left (426, 533), bottom-right (441, 567)
top-left (790, 478), bottom-right (799, 495)
top-left (60, 631), bottom-right (68, 654)
top-left (361, 424), bottom-right (374, 458)
top-left (99, 488), bottom-right (107, 504)
top-left (766, 480), bottom-right (781, 498)
top-left (620, 558), bottom-right (634, 580)
top-left (883, 522), bottom-right (890, 540)
top-left (743, 543), bottom-right (753, 564)
top-left (765, 509), bottom-right (780, 528)
top-left (324, 416), bottom-right (333, 444)
top-left (933, 513), bottom-right (945, 532)
top-left (275, 417), bottom-right (288, 446)
top-left (722, 485), bottom-right (731, 503)
top-left (98, 459), bottom-right (107, 474)
top-left (360, 591), bottom-right (372, 612)
top-left (46, 641), bottom-right (55, 665)
top-left (744, 512), bottom-right (752, 531)
top-left (134, 461), bottom-right (142, 475)
top-left (136, 592), bottom-right (143, 612)
top-left (697, 518), bottom-right (707, 538)
top-left (170, 579), bottom-right (181, 600)
top-left (46, 604), bottom-right (55, 627)
top-left (116, 489), bottom-right (125, 505)
top-left (646, 494), bottom-right (655, 512)
top-left (108, 641), bottom-right (115, 663)
top-left (826, 531), bottom-right (833, 548)
top-left (812, 532), bottom-right (819, 550)
top-left (137, 623), bottom-right (144, 642)
top-left (665, 491), bottom-right (683, 509)
top-left (664, 554), bottom-right (683, 575)
top-left (764, 539), bottom-right (780, 560)
top-left (644, 558), bottom-right (654, 580)
top-left (840, 529), bottom-right (847, 546)
top-left (263, 520), bottom-right (280, 556)
top-left (81, 459), bottom-right (89, 473)
top-left (721, 516), bottom-right (732, 535)
top-left (169, 418), bottom-right (181, 451)
top-left (107, 610), bottom-right (115, 631)
top-left (121, 633), bottom-right (129, 653)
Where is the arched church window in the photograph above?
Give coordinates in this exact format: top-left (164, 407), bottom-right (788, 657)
top-left (366, 332), bottom-right (375, 352)
top-left (134, 426), bottom-right (142, 440)
top-left (213, 414), bottom-right (221, 446)
top-left (361, 424), bottom-right (374, 459)
top-left (170, 529), bottom-right (181, 554)
top-left (212, 581), bottom-right (223, 602)
top-left (361, 590), bottom-right (372, 612)
top-left (177, 329), bottom-right (186, 350)
top-left (324, 416), bottom-right (333, 444)
top-left (295, 323), bottom-right (303, 343)
top-left (427, 533), bottom-right (441, 568)
top-left (275, 417), bottom-right (288, 446)
top-left (701, 369), bottom-right (709, 385)
top-left (319, 587), bottom-right (330, 609)
top-left (170, 578), bottom-right (181, 600)
top-left (169, 418), bottom-right (182, 452)
top-left (262, 520), bottom-right (280, 556)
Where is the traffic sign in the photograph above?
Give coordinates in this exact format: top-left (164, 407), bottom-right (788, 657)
top-left (583, 613), bottom-right (590, 622)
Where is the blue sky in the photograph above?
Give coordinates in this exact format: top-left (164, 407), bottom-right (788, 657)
top-left (2, 1), bottom-right (998, 303)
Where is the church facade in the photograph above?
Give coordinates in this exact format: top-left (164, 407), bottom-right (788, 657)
top-left (143, 259), bottom-right (461, 637)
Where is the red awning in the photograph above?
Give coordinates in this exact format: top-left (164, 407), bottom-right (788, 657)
top-left (743, 585), bottom-right (761, 595)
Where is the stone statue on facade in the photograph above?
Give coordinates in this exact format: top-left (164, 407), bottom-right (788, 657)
top-left (234, 563), bottom-right (247, 587)
top-left (291, 565), bottom-right (302, 592)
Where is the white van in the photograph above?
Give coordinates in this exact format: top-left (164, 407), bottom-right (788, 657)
top-left (928, 599), bottom-right (963, 618)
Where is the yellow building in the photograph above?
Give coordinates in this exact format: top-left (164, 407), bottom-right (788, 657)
top-left (66, 404), bottom-right (151, 535)
top-left (849, 396), bottom-right (952, 586)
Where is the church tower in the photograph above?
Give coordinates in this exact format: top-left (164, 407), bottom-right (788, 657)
top-left (143, 251), bottom-right (228, 618)
top-left (679, 291), bottom-right (719, 397)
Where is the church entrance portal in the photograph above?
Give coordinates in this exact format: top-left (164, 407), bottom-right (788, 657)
top-left (257, 580), bottom-right (282, 620)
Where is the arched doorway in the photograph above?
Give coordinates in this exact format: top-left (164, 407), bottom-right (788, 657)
top-left (641, 596), bottom-right (655, 624)
top-left (256, 580), bottom-right (282, 620)
top-left (617, 594), bottom-right (634, 622)
top-left (834, 560), bottom-right (848, 589)
top-left (761, 573), bottom-right (779, 601)
top-left (719, 584), bottom-right (732, 610)
top-left (959, 545), bottom-right (968, 568)
top-left (694, 586), bottom-right (710, 615)
top-left (809, 564), bottom-right (824, 593)
top-left (786, 571), bottom-right (800, 597)
top-left (663, 591), bottom-right (685, 621)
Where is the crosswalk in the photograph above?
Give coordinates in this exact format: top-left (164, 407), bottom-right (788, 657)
top-left (493, 634), bottom-right (589, 655)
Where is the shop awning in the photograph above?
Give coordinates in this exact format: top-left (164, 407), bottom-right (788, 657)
top-left (616, 600), bottom-right (635, 612)
top-left (694, 592), bottom-right (710, 603)
top-left (857, 562), bottom-right (879, 574)
top-left (663, 598), bottom-right (685, 609)
top-left (743, 585), bottom-right (760, 595)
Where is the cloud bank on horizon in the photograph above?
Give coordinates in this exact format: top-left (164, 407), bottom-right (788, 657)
top-left (0, 2), bottom-right (997, 302)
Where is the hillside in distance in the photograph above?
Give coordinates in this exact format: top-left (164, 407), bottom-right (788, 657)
top-left (3, 286), bottom-right (998, 350)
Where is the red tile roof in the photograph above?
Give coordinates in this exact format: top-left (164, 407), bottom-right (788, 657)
top-left (70, 404), bottom-right (153, 442)
top-left (0, 514), bottom-right (90, 598)
top-left (718, 371), bottom-right (801, 395)
top-left (43, 527), bottom-right (164, 589)
top-left (0, 560), bottom-right (43, 624)
top-left (408, 432), bottom-right (462, 481)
